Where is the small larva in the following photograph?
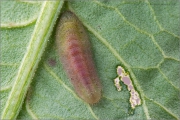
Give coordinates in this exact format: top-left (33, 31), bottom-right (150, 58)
top-left (56, 11), bottom-right (102, 104)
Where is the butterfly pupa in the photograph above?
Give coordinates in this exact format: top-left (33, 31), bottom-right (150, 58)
top-left (56, 11), bottom-right (102, 104)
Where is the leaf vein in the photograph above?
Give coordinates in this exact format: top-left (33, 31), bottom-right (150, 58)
top-left (158, 68), bottom-right (180, 91)
top-left (144, 96), bottom-right (179, 119)
top-left (0, 15), bottom-right (37, 28)
top-left (0, 85), bottom-right (12, 91)
top-left (25, 99), bottom-right (38, 119)
top-left (81, 20), bottom-right (151, 119)
top-left (146, 0), bottom-right (180, 39)
top-left (43, 63), bottom-right (99, 120)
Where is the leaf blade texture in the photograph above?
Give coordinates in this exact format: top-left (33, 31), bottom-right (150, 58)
top-left (1, 0), bottom-right (180, 119)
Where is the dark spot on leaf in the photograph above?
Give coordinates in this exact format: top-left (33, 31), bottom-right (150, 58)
top-left (47, 58), bottom-right (56, 67)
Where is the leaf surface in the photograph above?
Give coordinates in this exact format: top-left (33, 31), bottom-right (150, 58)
top-left (1, 0), bottom-right (180, 119)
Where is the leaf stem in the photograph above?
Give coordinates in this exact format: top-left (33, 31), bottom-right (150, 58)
top-left (1, 1), bottom-right (64, 119)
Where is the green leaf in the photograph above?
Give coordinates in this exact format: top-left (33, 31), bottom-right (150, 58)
top-left (1, 1), bottom-right (64, 119)
top-left (1, 0), bottom-right (180, 119)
